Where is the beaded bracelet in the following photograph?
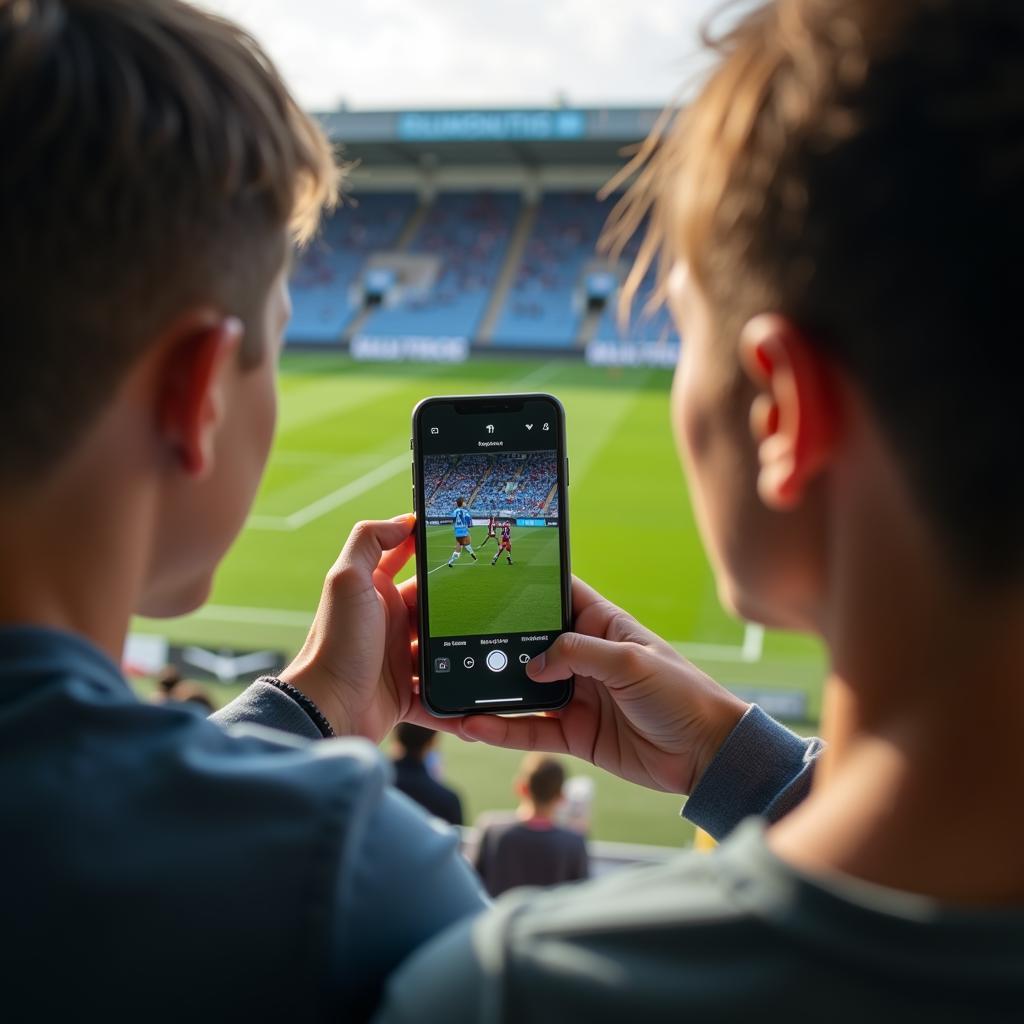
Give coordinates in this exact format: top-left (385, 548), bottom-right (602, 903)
top-left (256, 675), bottom-right (336, 739)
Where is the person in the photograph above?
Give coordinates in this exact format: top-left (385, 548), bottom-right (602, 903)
top-left (490, 520), bottom-right (513, 566)
top-left (473, 754), bottom-right (588, 897)
top-left (479, 512), bottom-right (498, 548)
top-left (0, 1), bottom-right (486, 1017)
top-left (391, 723), bottom-right (464, 827)
top-left (446, 498), bottom-right (477, 567)
top-left (375, 1), bottom-right (1024, 1019)
top-left (152, 666), bottom-right (216, 712)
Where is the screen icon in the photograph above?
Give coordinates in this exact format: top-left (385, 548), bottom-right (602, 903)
top-left (525, 423), bottom-right (533, 431)
top-left (463, 657), bottom-right (475, 669)
top-left (434, 657), bottom-right (451, 673)
top-left (542, 422), bottom-right (550, 431)
top-left (518, 653), bottom-right (531, 665)
top-left (485, 650), bottom-right (508, 673)
top-left (486, 424), bottom-right (495, 434)
top-left (430, 427), bottom-right (439, 435)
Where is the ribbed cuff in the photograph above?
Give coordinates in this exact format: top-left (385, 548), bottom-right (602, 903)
top-left (682, 704), bottom-right (821, 841)
top-left (210, 680), bottom-right (324, 741)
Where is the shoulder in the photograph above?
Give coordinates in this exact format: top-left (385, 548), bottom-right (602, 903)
top-left (376, 845), bottom-right (761, 1024)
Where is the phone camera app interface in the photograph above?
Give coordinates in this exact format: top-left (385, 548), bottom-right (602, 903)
top-left (420, 400), bottom-right (568, 712)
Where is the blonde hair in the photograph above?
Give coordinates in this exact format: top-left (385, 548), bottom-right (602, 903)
top-left (602, 0), bottom-right (1024, 580)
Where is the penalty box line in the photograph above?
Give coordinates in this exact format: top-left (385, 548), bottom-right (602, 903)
top-left (186, 605), bottom-right (766, 663)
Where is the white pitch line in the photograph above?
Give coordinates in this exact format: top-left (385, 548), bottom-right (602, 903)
top-left (248, 450), bottom-right (410, 531)
top-left (181, 605), bottom-right (766, 666)
top-left (286, 451), bottom-right (410, 528)
top-left (248, 360), bottom-right (565, 532)
top-left (741, 623), bottom-right (765, 663)
top-left (506, 360), bottom-right (561, 391)
top-left (191, 605), bottom-right (313, 628)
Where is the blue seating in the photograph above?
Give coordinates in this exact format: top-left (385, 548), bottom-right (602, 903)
top-left (425, 453), bottom-right (557, 519)
top-left (491, 192), bottom-right (608, 348)
top-left (288, 192), bottom-right (417, 343)
top-left (360, 192), bottom-right (520, 340)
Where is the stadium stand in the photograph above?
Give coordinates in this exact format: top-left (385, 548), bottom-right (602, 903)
top-left (425, 453), bottom-right (558, 519)
top-left (289, 192), bottom-right (417, 342)
top-left (490, 191), bottom-right (607, 348)
top-left (284, 108), bottom-right (680, 360)
top-left (592, 219), bottom-right (676, 344)
top-left (359, 192), bottom-right (520, 340)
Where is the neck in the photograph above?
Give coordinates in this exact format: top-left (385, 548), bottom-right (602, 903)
top-left (518, 801), bottom-right (556, 821)
top-left (0, 451), bottom-right (154, 664)
top-left (769, 452), bottom-right (1024, 904)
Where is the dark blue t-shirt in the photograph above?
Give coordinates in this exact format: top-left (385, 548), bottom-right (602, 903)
top-left (0, 627), bottom-right (486, 1020)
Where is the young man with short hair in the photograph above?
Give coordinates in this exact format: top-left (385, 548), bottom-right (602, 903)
top-left (0, 1), bottom-right (485, 1017)
top-left (376, 1), bottom-right (1024, 1019)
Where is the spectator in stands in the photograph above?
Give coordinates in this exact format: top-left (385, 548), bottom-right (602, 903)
top-left (153, 666), bottom-right (217, 713)
top-left (473, 754), bottom-right (588, 897)
top-left (376, 1), bottom-right (1024, 1020)
top-left (0, 2), bottom-right (485, 1017)
top-left (391, 723), bottom-right (463, 827)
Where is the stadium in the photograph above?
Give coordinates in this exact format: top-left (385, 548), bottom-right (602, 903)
top-left (11, 1), bottom-right (1023, 1017)
top-left (133, 103), bottom-right (826, 849)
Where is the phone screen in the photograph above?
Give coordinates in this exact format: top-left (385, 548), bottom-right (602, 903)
top-left (412, 394), bottom-right (573, 716)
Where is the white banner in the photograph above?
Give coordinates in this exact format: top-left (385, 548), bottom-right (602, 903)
top-left (351, 335), bottom-right (469, 363)
top-left (585, 339), bottom-right (680, 368)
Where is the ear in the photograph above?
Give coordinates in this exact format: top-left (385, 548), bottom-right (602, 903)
top-left (739, 314), bottom-right (839, 510)
top-left (156, 313), bottom-right (244, 479)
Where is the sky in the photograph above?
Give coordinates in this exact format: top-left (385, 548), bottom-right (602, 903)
top-left (196, 0), bottom-right (732, 112)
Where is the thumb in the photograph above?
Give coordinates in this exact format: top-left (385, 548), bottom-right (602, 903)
top-left (526, 632), bottom-right (645, 687)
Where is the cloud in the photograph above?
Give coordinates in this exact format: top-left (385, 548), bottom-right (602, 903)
top-left (195, 0), bottom-right (722, 110)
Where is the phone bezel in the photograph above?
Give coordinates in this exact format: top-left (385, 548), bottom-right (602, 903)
top-left (411, 392), bottom-right (574, 717)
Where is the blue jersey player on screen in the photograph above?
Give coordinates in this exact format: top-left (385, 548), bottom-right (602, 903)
top-left (446, 498), bottom-right (478, 568)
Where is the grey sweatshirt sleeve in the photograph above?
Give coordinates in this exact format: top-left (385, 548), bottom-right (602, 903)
top-left (681, 704), bottom-right (824, 840)
top-left (210, 680), bottom-right (323, 740)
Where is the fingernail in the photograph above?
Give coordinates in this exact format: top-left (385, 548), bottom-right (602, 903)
top-left (527, 652), bottom-right (545, 675)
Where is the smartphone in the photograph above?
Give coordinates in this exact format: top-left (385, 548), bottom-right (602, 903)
top-left (411, 393), bottom-right (573, 716)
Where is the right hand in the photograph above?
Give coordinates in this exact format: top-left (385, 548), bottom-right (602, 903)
top-left (453, 577), bottom-right (749, 795)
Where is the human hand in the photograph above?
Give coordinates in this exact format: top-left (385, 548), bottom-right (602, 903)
top-left (278, 515), bottom-right (425, 743)
top-left (447, 577), bottom-right (749, 795)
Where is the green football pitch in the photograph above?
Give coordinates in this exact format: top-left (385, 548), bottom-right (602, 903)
top-left (134, 352), bottom-right (826, 847)
top-left (424, 524), bottom-right (562, 636)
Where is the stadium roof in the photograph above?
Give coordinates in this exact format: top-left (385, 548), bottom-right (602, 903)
top-left (315, 106), bottom-right (663, 167)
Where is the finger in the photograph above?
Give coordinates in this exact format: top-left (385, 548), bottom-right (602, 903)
top-left (570, 574), bottom-right (608, 612)
top-left (397, 577), bottom-right (419, 642)
top-left (402, 700), bottom-right (470, 736)
top-left (527, 631), bottom-right (646, 686)
top-left (377, 527), bottom-right (416, 580)
top-left (335, 516), bottom-right (415, 580)
top-left (458, 713), bottom-right (569, 754)
top-left (397, 576), bottom-right (418, 612)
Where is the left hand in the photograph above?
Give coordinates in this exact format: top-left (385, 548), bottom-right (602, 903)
top-left (279, 514), bottom-right (429, 742)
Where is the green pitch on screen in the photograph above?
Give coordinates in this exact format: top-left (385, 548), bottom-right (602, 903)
top-left (425, 524), bottom-right (562, 636)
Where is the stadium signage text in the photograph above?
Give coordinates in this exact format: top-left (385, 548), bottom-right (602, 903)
top-left (585, 339), bottom-right (681, 368)
top-left (397, 109), bottom-right (586, 142)
top-left (351, 335), bottom-right (469, 363)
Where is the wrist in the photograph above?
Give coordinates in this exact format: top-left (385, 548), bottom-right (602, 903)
top-left (276, 662), bottom-right (352, 738)
top-left (687, 690), bottom-right (749, 794)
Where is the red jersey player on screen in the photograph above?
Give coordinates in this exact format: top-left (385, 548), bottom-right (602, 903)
top-left (490, 521), bottom-right (513, 566)
top-left (480, 513), bottom-right (498, 548)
